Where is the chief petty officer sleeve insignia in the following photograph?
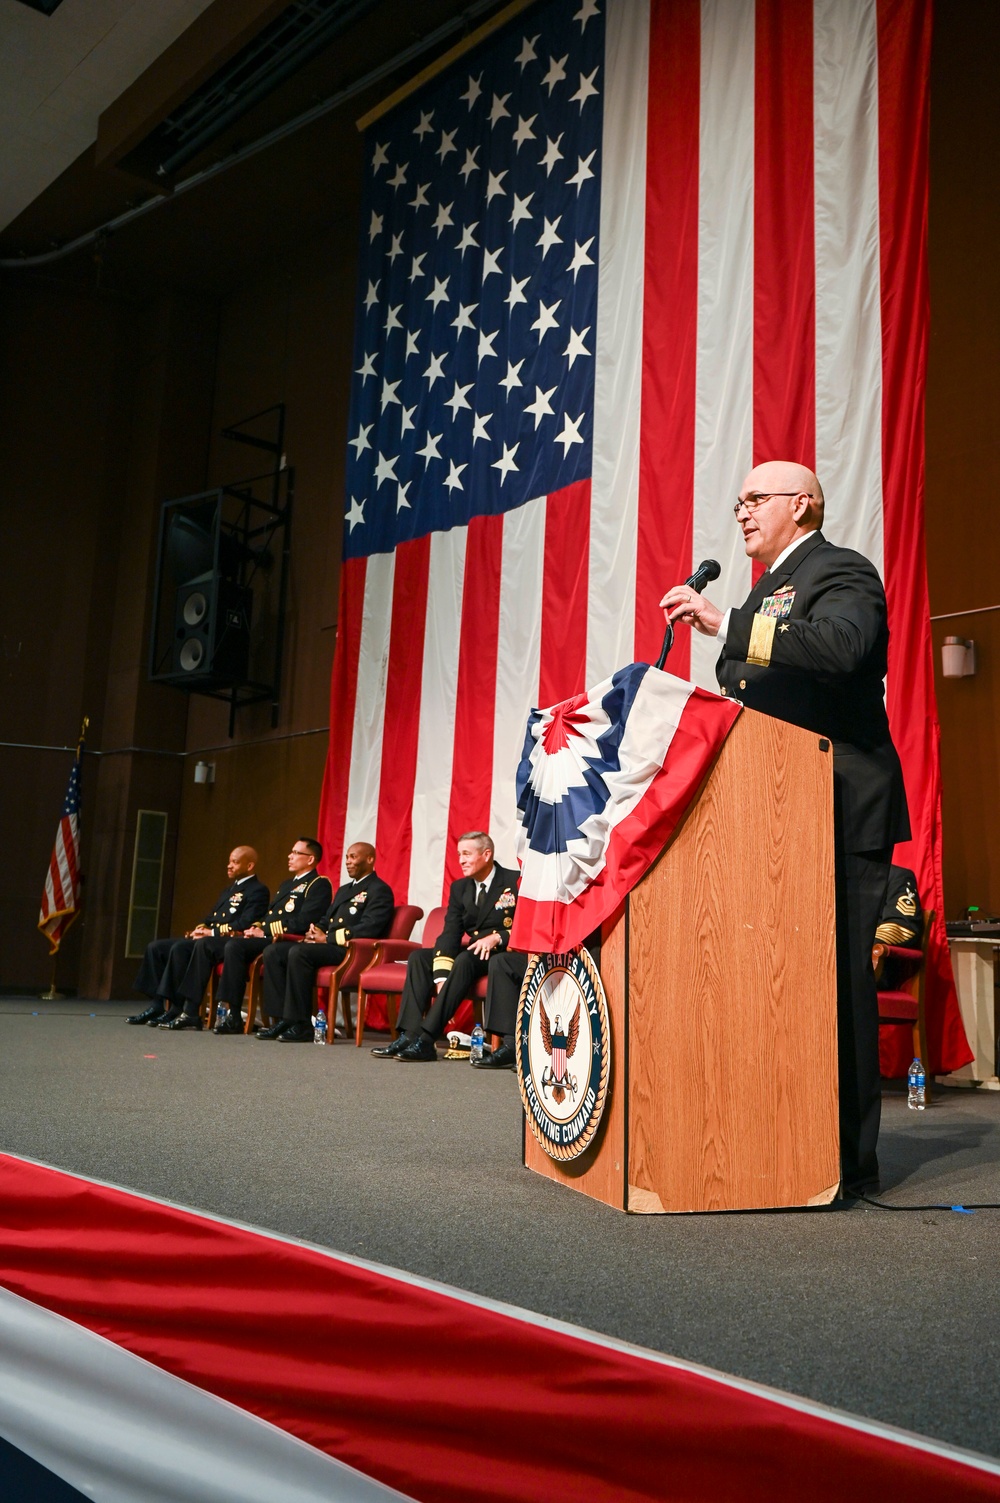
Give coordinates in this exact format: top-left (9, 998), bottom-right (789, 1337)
top-left (897, 886), bottom-right (918, 917)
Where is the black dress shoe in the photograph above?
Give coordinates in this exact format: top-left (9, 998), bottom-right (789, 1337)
top-left (257, 1021), bottom-right (289, 1041)
top-left (371, 1034), bottom-right (412, 1058)
top-left (153, 1008), bottom-right (181, 1027)
top-left (213, 1014), bottom-right (244, 1035)
top-left (397, 1035), bottom-right (437, 1063)
top-left (472, 1042), bottom-right (517, 1071)
top-left (277, 1021), bottom-right (314, 1043)
top-left (165, 1013), bottom-right (202, 1031)
top-left (126, 1005), bottom-right (161, 1025)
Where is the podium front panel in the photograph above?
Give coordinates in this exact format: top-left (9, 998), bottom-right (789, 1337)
top-left (626, 710), bottom-right (839, 1211)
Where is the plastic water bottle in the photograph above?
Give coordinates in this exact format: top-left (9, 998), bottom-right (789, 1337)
top-left (313, 1007), bottom-right (327, 1046)
top-left (215, 1000), bottom-right (229, 1030)
top-left (470, 1023), bottom-right (485, 1064)
top-left (908, 1056), bottom-right (926, 1111)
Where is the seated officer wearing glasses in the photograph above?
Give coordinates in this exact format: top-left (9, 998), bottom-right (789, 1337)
top-left (660, 460), bottom-right (910, 1197)
top-left (257, 841), bottom-right (394, 1043)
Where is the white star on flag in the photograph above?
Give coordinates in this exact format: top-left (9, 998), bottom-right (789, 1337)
top-left (567, 151), bottom-right (596, 192)
top-left (515, 34), bottom-right (539, 69)
top-left (537, 217), bottom-right (563, 255)
top-left (492, 443), bottom-right (520, 483)
top-left (542, 54), bottom-right (568, 94)
top-left (345, 496), bottom-right (365, 530)
top-left (374, 452), bottom-right (399, 485)
top-left (423, 353), bottom-right (447, 387)
top-left (489, 92), bottom-right (511, 125)
top-left (348, 423), bottom-right (372, 455)
top-left (461, 74), bottom-right (482, 108)
top-left (445, 381), bottom-right (474, 417)
top-left (541, 135), bottom-right (565, 175)
top-left (555, 413), bottom-right (585, 455)
top-left (569, 238), bottom-right (595, 280)
top-left (444, 460), bottom-right (467, 492)
top-left (524, 385), bottom-right (556, 427)
top-left (532, 300), bottom-right (561, 341)
top-left (564, 326), bottom-right (591, 366)
top-left (571, 68), bottom-right (600, 108)
top-left (499, 360), bottom-right (524, 394)
top-left (513, 115), bottom-right (537, 150)
top-left (417, 432), bottom-right (442, 463)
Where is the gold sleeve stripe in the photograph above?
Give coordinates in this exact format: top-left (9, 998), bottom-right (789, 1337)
top-left (875, 922), bottom-right (919, 946)
top-left (334, 927), bottom-right (348, 946)
top-left (218, 924), bottom-right (229, 935)
top-left (747, 612), bottom-right (777, 667)
top-left (433, 954), bottom-right (455, 973)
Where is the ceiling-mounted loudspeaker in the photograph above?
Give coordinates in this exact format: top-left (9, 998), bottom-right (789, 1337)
top-left (941, 635), bottom-right (976, 678)
top-left (182, 591), bottom-right (208, 628)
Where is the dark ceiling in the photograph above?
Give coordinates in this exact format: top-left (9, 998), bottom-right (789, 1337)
top-left (0, 0), bottom-right (518, 300)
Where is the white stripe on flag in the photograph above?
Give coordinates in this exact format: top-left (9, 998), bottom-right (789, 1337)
top-left (490, 497), bottom-right (545, 869)
top-left (586, 0), bottom-right (649, 682)
top-left (342, 552), bottom-right (395, 882)
top-left (691, 0), bottom-right (756, 691)
top-left (813, 0), bottom-right (884, 575)
top-left (407, 526), bottom-right (467, 930)
top-left (0, 1285), bottom-right (412, 1503)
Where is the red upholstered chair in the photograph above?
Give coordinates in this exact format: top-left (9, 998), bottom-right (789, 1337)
top-left (354, 908), bottom-right (499, 1046)
top-left (313, 904), bottom-right (423, 1044)
top-left (875, 909), bottom-right (933, 1101)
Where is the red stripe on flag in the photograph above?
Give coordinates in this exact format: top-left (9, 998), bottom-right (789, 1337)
top-left (876, 0), bottom-right (969, 1076)
top-left (444, 513), bottom-right (503, 891)
top-left (3, 1154), bottom-right (998, 1503)
top-left (317, 556), bottom-right (367, 879)
top-left (376, 536), bottom-right (431, 903)
top-left (752, 0), bottom-right (815, 585)
top-left (636, 0), bottom-right (700, 675)
top-left (539, 480), bottom-right (590, 705)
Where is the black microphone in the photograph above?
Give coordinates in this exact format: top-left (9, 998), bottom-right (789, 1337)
top-left (654, 559), bottom-right (722, 671)
top-left (687, 558), bottom-right (721, 593)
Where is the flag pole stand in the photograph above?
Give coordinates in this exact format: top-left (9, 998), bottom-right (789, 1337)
top-left (40, 956), bottom-right (64, 1002)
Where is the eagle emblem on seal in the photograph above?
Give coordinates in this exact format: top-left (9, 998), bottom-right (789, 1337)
top-left (538, 998), bottom-right (580, 1105)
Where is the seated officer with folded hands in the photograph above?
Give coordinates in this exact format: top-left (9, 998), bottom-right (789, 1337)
top-left (258, 841), bottom-right (394, 1042)
top-left (163, 837), bottom-right (332, 1032)
top-left (372, 831), bottom-right (518, 1063)
top-left (126, 845), bottom-right (269, 1027)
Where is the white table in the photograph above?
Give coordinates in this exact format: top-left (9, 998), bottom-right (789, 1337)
top-left (939, 938), bottom-right (1000, 1089)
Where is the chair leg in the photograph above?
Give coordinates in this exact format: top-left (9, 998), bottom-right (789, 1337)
top-left (355, 990), bottom-right (369, 1047)
top-left (386, 994), bottom-right (399, 1037)
top-left (200, 971), bottom-right (218, 1030)
top-left (338, 988), bottom-right (352, 1043)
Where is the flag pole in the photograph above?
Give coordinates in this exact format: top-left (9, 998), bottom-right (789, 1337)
top-left (40, 954), bottom-right (63, 1002)
top-left (38, 716), bottom-right (89, 999)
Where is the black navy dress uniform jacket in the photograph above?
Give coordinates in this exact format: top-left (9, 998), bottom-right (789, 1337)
top-left (715, 531), bottom-right (910, 853)
top-left (432, 865), bottom-right (520, 983)
top-left (322, 873), bottom-right (395, 946)
top-left (259, 872), bottom-right (332, 939)
top-left (202, 876), bottom-right (270, 936)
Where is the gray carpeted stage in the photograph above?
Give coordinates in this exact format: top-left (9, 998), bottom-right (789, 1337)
top-left (2, 999), bottom-right (999, 1462)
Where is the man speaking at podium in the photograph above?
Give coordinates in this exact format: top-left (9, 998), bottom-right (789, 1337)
top-left (661, 461), bottom-right (910, 1196)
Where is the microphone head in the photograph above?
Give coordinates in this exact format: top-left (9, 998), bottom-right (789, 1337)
top-left (697, 558), bottom-right (721, 584)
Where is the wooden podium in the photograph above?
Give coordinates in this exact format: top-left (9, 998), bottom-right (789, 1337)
top-left (523, 708), bottom-right (840, 1212)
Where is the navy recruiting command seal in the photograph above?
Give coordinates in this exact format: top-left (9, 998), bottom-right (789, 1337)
top-left (516, 948), bottom-right (611, 1162)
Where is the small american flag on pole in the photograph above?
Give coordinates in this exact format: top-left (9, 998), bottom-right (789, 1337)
top-left (38, 720), bottom-right (88, 955)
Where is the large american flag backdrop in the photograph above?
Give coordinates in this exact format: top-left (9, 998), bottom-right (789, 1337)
top-left (319, 0), bottom-right (970, 1074)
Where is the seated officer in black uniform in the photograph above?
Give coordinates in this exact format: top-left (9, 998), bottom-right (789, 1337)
top-left (473, 948), bottom-right (529, 1071)
top-left (875, 864), bottom-right (923, 989)
top-left (372, 831), bottom-right (519, 1063)
top-left (126, 846), bottom-right (269, 1025)
top-left (163, 838), bottom-right (332, 1032)
top-left (258, 841), bottom-right (394, 1043)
